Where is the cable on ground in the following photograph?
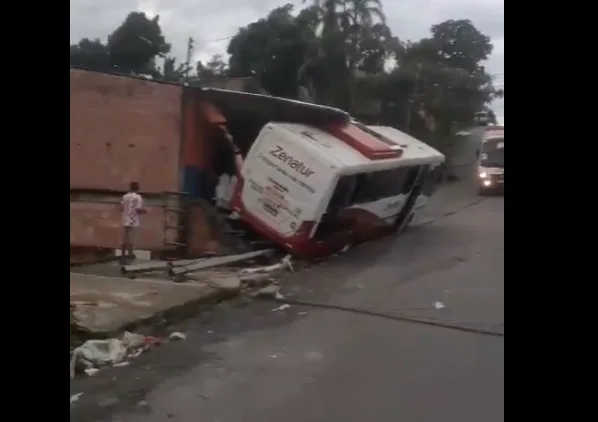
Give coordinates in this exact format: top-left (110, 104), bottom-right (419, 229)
top-left (256, 296), bottom-right (504, 338)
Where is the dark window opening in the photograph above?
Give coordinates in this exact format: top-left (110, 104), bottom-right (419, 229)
top-left (421, 166), bottom-right (439, 196)
top-left (314, 175), bottom-right (358, 240)
top-left (313, 165), bottom-right (424, 240)
top-left (351, 167), bottom-right (412, 204)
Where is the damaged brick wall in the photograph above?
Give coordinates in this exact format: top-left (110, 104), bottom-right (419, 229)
top-left (70, 69), bottom-right (183, 193)
top-left (186, 206), bottom-right (227, 256)
top-left (70, 202), bottom-right (179, 250)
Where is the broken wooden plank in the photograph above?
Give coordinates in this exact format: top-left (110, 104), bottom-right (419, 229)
top-left (171, 249), bottom-right (275, 276)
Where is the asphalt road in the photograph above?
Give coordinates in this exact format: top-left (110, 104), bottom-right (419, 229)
top-left (71, 195), bottom-right (504, 422)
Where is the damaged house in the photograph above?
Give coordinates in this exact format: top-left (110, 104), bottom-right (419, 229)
top-left (70, 68), bottom-right (445, 262)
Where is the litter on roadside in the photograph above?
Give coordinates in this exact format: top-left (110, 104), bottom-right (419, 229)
top-left (169, 331), bottom-right (187, 340)
top-left (70, 393), bottom-right (83, 404)
top-left (272, 304), bottom-right (291, 312)
top-left (84, 368), bottom-right (100, 376)
top-left (434, 301), bottom-right (445, 309)
top-left (70, 330), bottom-right (181, 378)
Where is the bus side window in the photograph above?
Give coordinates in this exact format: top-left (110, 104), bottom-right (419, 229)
top-left (326, 175), bottom-right (357, 213)
top-left (351, 173), bottom-right (371, 204)
top-left (352, 169), bottom-right (411, 203)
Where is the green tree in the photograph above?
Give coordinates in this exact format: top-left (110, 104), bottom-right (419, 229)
top-left (162, 56), bottom-right (191, 82)
top-left (379, 19), bottom-right (502, 150)
top-left (196, 54), bottom-right (229, 81)
top-left (70, 38), bottom-right (112, 71)
top-left (107, 12), bottom-right (171, 76)
top-left (298, 0), bottom-right (395, 108)
top-left (227, 4), bottom-right (313, 98)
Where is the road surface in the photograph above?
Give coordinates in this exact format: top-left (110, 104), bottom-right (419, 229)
top-left (71, 195), bottom-right (504, 422)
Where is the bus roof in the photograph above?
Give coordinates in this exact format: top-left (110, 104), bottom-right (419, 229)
top-left (267, 123), bottom-right (444, 174)
top-left (367, 126), bottom-right (445, 164)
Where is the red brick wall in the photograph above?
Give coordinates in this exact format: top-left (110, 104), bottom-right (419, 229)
top-left (70, 202), bottom-right (179, 250)
top-left (186, 206), bottom-right (225, 256)
top-left (70, 69), bottom-right (183, 193)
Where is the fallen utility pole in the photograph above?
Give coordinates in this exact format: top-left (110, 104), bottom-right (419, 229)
top-left (170, 249), bottom-right (275, 277)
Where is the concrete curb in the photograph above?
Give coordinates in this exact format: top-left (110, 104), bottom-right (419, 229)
top-left (79, 276), bottom-right (275, 341)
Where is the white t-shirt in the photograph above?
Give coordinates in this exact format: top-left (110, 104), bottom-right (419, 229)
top-left (121, 192), bottom-right (143, 227)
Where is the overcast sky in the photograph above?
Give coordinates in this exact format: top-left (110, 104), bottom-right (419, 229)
top-left (70, 0), bottom-right (504, 123)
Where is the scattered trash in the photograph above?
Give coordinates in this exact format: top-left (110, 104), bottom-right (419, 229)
top-left (240, 273), bottom-right (274, 287)
top-left (143, 336), bottom-right (162, 347)
top-left (298, 312), bottom-right (308, 316)
top-left (340, 245), bottom-right (351, 253)
top-left (122, 331), bottom-right (146, 349)
top-left (272, 304), bottom-right (291, 312)
top-left (70, 393), bottom-right (83, 404)
top-left (70, 331), bottom-right (163, 378)
top-left (169, 332), bottom-right (187, 341)
top-left (275, 291), bottom-right (285, 301)
top-left (434, 301), bottom-right (445, 309)
top-left (84, 368), bottom-right (100, 377)
top-left (255, 284), bottom-right (282, 298)
top-left (112, 361), bottom-right (130, 368)
top-left (128, 349), bottom-right (144, 359)
top-left (70, 338), bottom-right (127, 378)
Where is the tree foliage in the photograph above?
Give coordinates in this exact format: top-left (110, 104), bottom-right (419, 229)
top-left (70, 3), bottom-right (502, 147)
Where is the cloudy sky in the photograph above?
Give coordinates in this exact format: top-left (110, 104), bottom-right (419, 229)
top-left (70, 0), bottom-right (504, 123)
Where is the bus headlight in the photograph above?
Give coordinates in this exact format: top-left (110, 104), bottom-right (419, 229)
top-left (483, 180), bottom-right (492, 187)
top-left (479, 172), bottom-right (488, 178)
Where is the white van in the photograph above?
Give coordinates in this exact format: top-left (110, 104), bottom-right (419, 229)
top-left (477, 127), bottom-right (504, 194)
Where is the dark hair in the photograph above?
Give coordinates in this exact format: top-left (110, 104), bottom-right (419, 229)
top-left (129, 181), bottom-right (140, 192)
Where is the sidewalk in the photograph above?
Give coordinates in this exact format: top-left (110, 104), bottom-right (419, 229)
top-left (70, 272), bottom-right (235, 338)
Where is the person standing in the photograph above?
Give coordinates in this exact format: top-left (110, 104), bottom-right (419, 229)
top-left (120, 181), bottom-right (146, 262)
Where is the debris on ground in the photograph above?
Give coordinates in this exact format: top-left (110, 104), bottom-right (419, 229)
top-left (84, 368), bottom-right (100, 376)
top-left (272, 304), bottom-right (291, 312)
top-left (254, 284), bottom-right (282, 298)
top-left (434, 301), bottom-right (445, 309)
top-left (169, 331), bottom-right (187, 340)
top-left (240, 273), bottom-right (275, 287)
top-left (240, 254), bottom-right (293, 275)
top-left (71, 393), bottom-right (83, 404)
top-left (171, 249), bottom-right (275, 277)
top-left (70, 330), bottom-right (176, 378)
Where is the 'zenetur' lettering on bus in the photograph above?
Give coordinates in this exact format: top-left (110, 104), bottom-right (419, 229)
top-left (269, 145), bottom-right (315, 177)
